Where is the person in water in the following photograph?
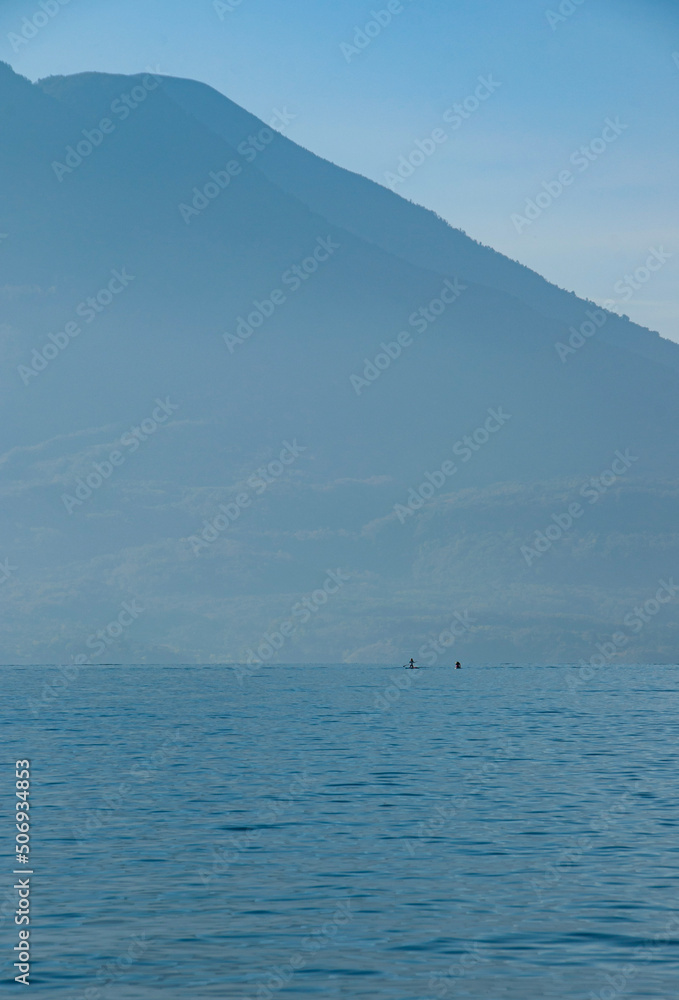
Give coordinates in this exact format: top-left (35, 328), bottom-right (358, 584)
top-left (409, 658), bottom-right (416, 668)
top-left (455, 661), bottom-right (461, 669)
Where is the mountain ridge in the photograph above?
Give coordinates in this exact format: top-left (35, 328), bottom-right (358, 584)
top-left (1, 62), bottom-right (678, 664)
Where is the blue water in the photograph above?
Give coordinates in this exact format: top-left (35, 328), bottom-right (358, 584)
top-left (3, 664), bottom-right (679, 998)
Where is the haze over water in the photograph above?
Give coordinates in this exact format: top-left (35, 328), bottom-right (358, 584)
top-left (5, 663), bottom-right (679, 998)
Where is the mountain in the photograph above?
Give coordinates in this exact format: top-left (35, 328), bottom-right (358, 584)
top-left (1, 61), bottom-right (678, 665)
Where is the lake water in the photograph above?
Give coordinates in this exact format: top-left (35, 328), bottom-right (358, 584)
top-left (3, 663), bottom-right (679, 998)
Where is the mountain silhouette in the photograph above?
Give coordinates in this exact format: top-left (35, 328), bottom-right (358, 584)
top-left (2, 62), bottom-right (678, 664)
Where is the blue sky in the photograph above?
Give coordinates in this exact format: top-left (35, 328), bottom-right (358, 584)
top-left (3, 0), bottom-right (678, 340)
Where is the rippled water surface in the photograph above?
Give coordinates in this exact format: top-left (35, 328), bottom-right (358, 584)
top-left (3, 663), bottom-right (679, 998)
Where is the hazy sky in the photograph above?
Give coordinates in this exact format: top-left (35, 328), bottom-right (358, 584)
top-left (3, 0), bottom-right (678, 340)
